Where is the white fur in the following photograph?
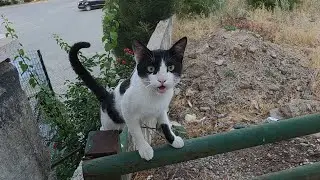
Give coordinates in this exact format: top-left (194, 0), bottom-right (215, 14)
top-left (100, 61), bottom-right (184, 161)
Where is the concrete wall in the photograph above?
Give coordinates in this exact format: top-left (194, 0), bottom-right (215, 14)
top-left (0, 42), bottom-right (51, 179)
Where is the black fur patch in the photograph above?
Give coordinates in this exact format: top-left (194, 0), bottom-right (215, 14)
top-left (119, 79), bottom-right (130, 95)
top-left (161, 124), bottom-right (174, 144)
top-left (69, 42), bottom-right (125, 125)
top-left (101, 93), bottom-right (125, 124)
top-left (136, 50), bottom-right (184, 78)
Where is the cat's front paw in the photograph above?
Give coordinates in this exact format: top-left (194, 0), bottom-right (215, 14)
top-left (137, 143), bottom-right (154, 161)
top-left (171, 136), bottom-right (184, 148)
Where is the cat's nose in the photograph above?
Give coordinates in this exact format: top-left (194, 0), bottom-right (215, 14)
top-left (158, 79), bottom-right (166, 84)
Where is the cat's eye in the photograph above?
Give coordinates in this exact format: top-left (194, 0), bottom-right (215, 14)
top-left (147, 66), bottom-right (155, 73)
top-left (168, 65), bottom-right (175, 71)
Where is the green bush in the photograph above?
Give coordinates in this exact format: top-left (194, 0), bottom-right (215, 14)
top-left (175, 0), bottom-right (225, 17)
top-left (246, 0), bottom-right (300, 10)
top-left (0, 0), bottom-right (19, 6)
top-left (103, 0), bottom-right (174, 61)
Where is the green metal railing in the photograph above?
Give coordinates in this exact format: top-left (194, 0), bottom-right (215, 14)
top-left (83, 113), bottom-right (320, 179)
top-left (255, 161), bottom-right (320, 180)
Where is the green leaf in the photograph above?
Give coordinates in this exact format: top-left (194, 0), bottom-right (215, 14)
top-left (110, 31), bottom-right (118, 41)
top-left (18, 49), bottom-right (25, 56)
top-left (104, 43), bottom-right (113, 52)
top-left (224, 25), bottom-right (237, 31)
top-left (19, 61), bottom-right (29, 73)
top-left (29, 78), bottom-right (37, 88)
top-left (102, 35), bottom-right (108, 43)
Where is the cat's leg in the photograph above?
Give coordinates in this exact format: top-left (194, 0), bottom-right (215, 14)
top-left (125, 116), bottom-right (154, 161)
top-left (158, 111), bottom-right (184, 148)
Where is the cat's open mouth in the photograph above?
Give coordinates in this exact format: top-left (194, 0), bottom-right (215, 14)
top-left (157, 85), bottom-right (167, 93)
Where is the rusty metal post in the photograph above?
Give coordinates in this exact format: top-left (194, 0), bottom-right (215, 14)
top-left (83, 130), bottom-right (121, 180)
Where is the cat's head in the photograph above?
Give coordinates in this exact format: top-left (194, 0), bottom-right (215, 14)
top-left (132, 37), bottom-right (187, 94)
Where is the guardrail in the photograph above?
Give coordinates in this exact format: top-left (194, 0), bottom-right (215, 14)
top-left (82, 113), bottom-right (320, 179)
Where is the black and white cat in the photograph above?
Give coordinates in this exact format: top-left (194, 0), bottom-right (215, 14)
top-left (68, 37), bottom-right (187, 161)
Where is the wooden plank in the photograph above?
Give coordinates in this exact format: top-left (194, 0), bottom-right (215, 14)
top-left (83, 130), bottom-right (121, 180)
top-left (84, 130), bottom-right (120, 159)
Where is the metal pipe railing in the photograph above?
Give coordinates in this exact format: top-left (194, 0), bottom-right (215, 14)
top-left (83, 113), bottom-right (320, 177)
top-left (255, 161), bottom-right (320, 180)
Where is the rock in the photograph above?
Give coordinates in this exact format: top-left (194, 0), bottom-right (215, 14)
top-left (239, 82), bottom-right (253, 89)
top-left (312, 133), bottom-right (320, 138)
top-left (267, 153), bottom-right (272, 158)
top-left (217, 113), bottom-right (227, 118)
top-left (147, 175), bottom-right (153, 180)
top-left (188, 53), bottom-right (197, 59)
top-left (296, 86), bottom-right (302, 92)
top-left (270, 51), bottom-right (277, 58)
top-left (251, 100), bottom-right (260, 110)
top-left (199, 106), bottom-right (211, 112)
top-left (279, 99), bottom-right (320, 118)
top-left (186, 88), bottom-right (196, 97)
top-left (295, 137), bottom-right (305, 142)
top-left (300, 142), bottom-right (309, 147)
top-left (185, 114), bottom-right (197, 122)
top-left (248, 46), bottom-right (258, 53)
top-left (171, 121), bottom-right (182, 127)
top-left (174, 88), bottom-right (181, 95)
top-left (307, 149), bottom-right (314, 154)
top-left (215, 59), bottom-right (225, 66)
top-left (196, 43), bottom-right (209, 54)
top-left (223, 34), bottom-right (230, 39)
top-left (268, 84), bottom-right (280, 91)
top-left (269, 108), bottom-right (284, 120)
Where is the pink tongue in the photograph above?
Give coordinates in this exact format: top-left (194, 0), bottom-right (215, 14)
top-left (158, 86), bottom-right (166, 93)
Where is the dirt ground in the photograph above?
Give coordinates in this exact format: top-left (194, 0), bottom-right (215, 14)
top-left (133, 29), bottom-right (320, 180)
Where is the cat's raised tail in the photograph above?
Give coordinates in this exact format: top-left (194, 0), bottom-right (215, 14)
top-left (69, 42), bottom-right (108, 102)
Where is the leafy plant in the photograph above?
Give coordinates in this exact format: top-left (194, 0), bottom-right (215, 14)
top-left (2, 11), bottom-right (134, 179)
top-left (246, 0), bottom-right (300, 10)
top-left (103, 0), bottom-right (174, 61)
top-left (174, 0), bottom-right (225, 17)
top-left (1, 15), bottom-right (40, 88)
top-left (224, 25), bottom-right (237, 31)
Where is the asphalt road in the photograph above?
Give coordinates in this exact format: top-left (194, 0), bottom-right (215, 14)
top-left (0, 0), bottom-right (105, 94)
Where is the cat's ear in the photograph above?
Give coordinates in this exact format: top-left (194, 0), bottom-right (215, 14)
top-left (169, 37), bottom-right (187, 61)
top-left (132, 40), bottom-right (151, 63)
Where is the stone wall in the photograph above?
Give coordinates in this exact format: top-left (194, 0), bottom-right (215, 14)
top-left (0, 40), bottom-right (51, 179)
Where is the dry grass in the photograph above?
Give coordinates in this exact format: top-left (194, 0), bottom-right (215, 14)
top-left (173, 0), bottom-right (320, 66)
top-left (173, 0), bottom-right (320, 107)
top-left (173, 15), bottom-right (219, 41)
top-left (173, 0), bottom-right (247, 41)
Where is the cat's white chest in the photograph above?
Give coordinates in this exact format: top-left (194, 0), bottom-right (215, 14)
top-left (120, 87), bottom-right (173, 119)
